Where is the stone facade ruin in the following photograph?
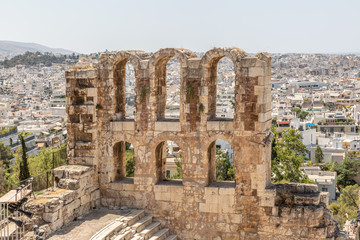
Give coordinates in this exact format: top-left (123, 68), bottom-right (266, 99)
top-left (64, 47), bottom-right (349, 239)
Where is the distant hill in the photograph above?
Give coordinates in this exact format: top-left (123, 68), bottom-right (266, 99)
top-left (0, 40), bottom-right (75, 56)
top-left (0, 51), bottom-right (79, 68)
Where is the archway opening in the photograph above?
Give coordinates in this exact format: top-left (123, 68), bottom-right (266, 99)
top-left (208, 56), bottom-right (235, 120)
top-left (125, 62), bottom-right (136, 119)
top-left (165, 58), bottom-right (181, 119)
top-left (208, 140), bottom-right (235, 185)
top-left (113, 141), bottom-right (136, 182)
top-left (155, 57), bottom-right (181, 120)
top-left (216, 57), bottom-right (235, 119)
top-left (114, 60), bottom-right (136, 120)
top-left (155, 140), bottom-right (183, 184)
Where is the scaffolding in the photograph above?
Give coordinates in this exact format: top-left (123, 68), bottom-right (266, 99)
top-left (0, 179), bottom-right (32, 240)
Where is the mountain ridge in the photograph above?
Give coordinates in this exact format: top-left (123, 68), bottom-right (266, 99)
top-left (0, 40), bottom-right (75, 56)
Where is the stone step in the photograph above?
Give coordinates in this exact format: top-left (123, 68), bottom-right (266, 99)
top-left (128, 236), bottom-right (143, 240)
top-left (136, 222), bottom-right (161, 240)
top-left (122, 210), bottom-right (146, 226)
top-left (90, 221), bottom-right (127, 240)
top-left (132, 215), bottom-right (153, 233)
top-left (163, 235), bottom-right (177, 240)
top-left (113, 227), bottom-right (136, 240)
top-left (148, 228), bottom-right (169, 240)
top-left (90, 210), bottom-right (143, 240)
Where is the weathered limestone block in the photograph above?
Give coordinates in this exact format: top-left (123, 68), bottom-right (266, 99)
top-left (58, 178), bottom-right (80, 190)
top-left (43, 210), bottom-right (59, 223)
top-left (44, 198), bottom-right (64, 212)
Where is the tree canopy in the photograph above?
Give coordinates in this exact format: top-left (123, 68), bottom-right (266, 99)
top-left (216, 149), bottom-right (235, 181)
top-left (271, 128), bottom-right (311, 183)
top-left (0, 51), bottom-right (78, 68)
top-left (332, 154), bottom-right (360, 189)
top-left (315, 146), bottom-right (324, 163)
top-left (329, 184), bottom-right (360, 228)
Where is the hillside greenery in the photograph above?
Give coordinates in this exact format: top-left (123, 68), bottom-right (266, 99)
top-left (0, 51), bottom-right (78, 68)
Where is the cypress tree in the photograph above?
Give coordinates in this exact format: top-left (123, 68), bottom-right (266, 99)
top-left (19, 135), bottom-right (30, 181)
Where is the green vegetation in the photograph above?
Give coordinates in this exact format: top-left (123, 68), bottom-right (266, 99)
top-left (2, 143), bottom-right (67, 195)
top-left (216, 148), bottom-right (235, 181)
top-left (0, 142), bottom-right (13, 169)
top-left (292, 107), bottom-right (309, 120)
top-left (0, 126), bottom-right (17, 136)
top-left (0, 51), bottom-right (79, 68)
top-left (170, 153), bottom-right (183, 179)
top-left (125, 143), bottom-right (135, 177)
top-left (298, 111), bottom-right (309, 120)
top-left (141, 87), bottom-right (147, 103)
top-left (330, 154), bottom-right (360, 189)
top-left (20, 131), bottom-right (33, 138)
top-left (271, 128), bottom-right (312, 183)
top-left (292, 107), bottom-right (301, 116)
top-left (186, 82), bottom-right (194, 102)
top-left (19, 135), bottom-right (30, 181)
top-left (329, 184), bottom-right (360, 228)
top-left (198, 103), bottom-right (205, 113)
top-left (96, 103), bottom-right (103, 110)
top-left (315, 146), bottom-right (324, 163)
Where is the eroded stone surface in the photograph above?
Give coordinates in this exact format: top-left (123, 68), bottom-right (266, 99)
top-left (63, 48), bottom-right (349, 239)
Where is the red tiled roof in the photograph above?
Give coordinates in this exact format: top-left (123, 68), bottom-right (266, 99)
top-left (278, 121), bottom-right (291, 124)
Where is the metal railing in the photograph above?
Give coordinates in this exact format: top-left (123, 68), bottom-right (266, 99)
top-left (15, 147), bottom-right (67, 192)
top-left (0, 147), bottom-right (67, 239)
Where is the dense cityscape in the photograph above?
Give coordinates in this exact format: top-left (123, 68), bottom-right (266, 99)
top-left (1, 48), bottom-right (360, 238)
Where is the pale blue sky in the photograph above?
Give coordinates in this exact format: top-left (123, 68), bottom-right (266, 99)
top-left (1, 0), bottom-right (359, 54)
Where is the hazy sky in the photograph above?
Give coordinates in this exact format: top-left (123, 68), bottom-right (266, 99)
top-left (1, 0), bottom-right (359, 54)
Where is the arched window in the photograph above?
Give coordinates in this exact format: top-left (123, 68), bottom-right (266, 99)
top-left (114, 60), bottom-right (136, 120)
top-left (113, 141), bottom-right (135, 182)
top-left (125, 62), bottom-right (136, 119)
top-left (165, 58), bottom-right (180, 119)
top-left (155, 58), bottom-right (181, 120)
top-left (216, 57), bottom-right (235, 119)
top-left (155, 140), bottom-right (182, 184)
top-left (208, 140), bottom-right (235, 185)
top-left (207, 57), bottom-right (235, 120)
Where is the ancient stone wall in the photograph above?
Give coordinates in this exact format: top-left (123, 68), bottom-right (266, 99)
top-left (24, 165), bottom-right (100, 238)
top-left (65, 47), bottom-right (347, 239)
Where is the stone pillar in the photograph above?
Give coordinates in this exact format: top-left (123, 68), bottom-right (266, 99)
top-left (66, 68), bottom-right (98, 167)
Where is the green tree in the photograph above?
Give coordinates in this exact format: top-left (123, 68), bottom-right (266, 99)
top-left (298, 111), bottom-right (309, 121)
top-left (170, 153), bottom-right (183, 179)
top-left (292, 107), bottom-right (301, 116)
top-left (333, 154), bottom-right (360, 188)
top-left (19, 135), bottom-right (30, 181)
top-left (315, 146), bottom-right (324, 163)
top-left (0, 163), bottom-right (6, 196)
top-left (216, 149), bottom-right (235, 181)
top-left (125, 148), bottom-right (135, 177)
top-left (0, 142), bottom-right (13, 171)
top-left (329, 184), bottom-right (360, 228)
top-left (271, 128), bottom-right (311, 183)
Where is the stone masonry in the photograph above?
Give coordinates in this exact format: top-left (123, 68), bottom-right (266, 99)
top-left (24, 165), bottom-right (100, 238)
top-left (65, 47), bottom-right (349, 239)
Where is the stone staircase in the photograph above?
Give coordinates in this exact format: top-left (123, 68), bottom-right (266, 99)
top-left (90, 209), bottom-right (177, 240)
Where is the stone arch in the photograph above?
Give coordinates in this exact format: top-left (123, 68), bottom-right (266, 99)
top-left (200, 47), bottom-right (247, 120)
top-left (207, 138), bottom-right (235, 185)
top-left (149, 48), bottom-right (197, 120)
top-left (150, 133), bottom-right (188, 183)
top-left (205, 134), bottom-right (234, 184)
top-left (112, 139), bottom-right (137, 181)
top-left (110, 51), bottom-right (148, 120)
